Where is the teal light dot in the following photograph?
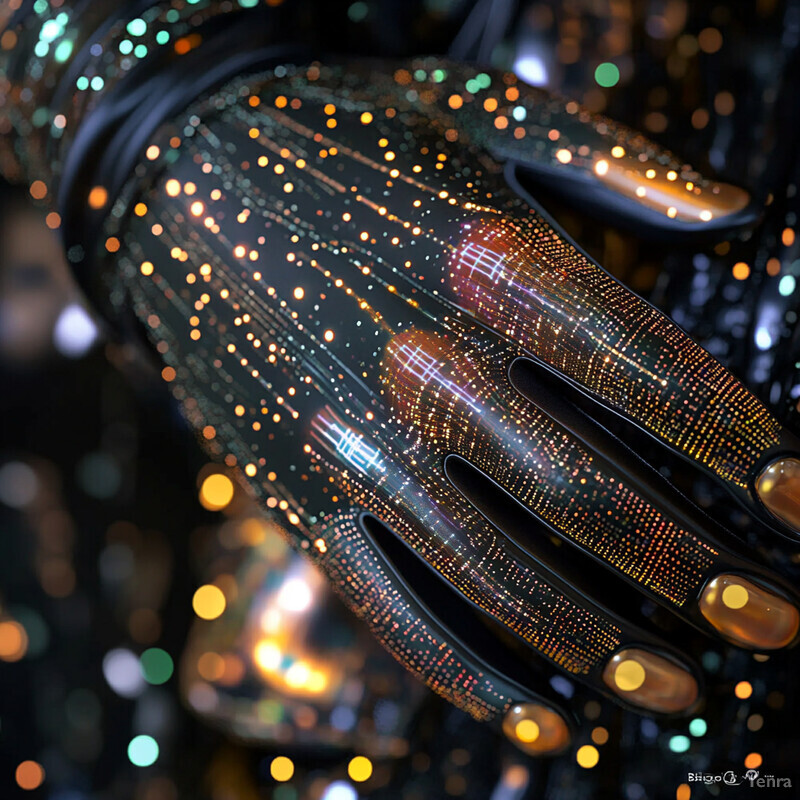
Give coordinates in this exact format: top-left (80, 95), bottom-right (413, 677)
top-left (414, 69), bottom-right (427, 82)
top-left (780, 275), bottom-right (796, 296)
top-left (595, 62), bottom-right (620, 88)
top-left (119, 39), bottom-right (133, 55)
top-left (689, 718), bottom-right (707, 737)
top-left (512, 105), bottom-right (526, 121)
top-left (475, 72), bottom-right (491, 88)
top-left (90, 76), bottom-right (105, 91)
top-left (40, 19), bottom-right (62, 42)
top-left (128, 735), bottom-right (159, 767)
top-left (668, 735), bottom-right (691, 753)
top-left (76, 76), bottom-right (89, 91)
top-left (34, 41), bottom-right (49, 58)
top-left (34, 0), bottom-right (48, 14)
top-left (701, 650), bottom-right (721, 671)
top-left (32, 107), bottom-right (49, 127)
top-left (156, 31), bottom-right (170, 45)
top-left (239, 0), bottom-right (260, 6)
top-left (126, 18), bottom-right (147, 37)
top-left (134, 44), bottom-right (148, 58)
top-left (166, 9), bottom-right (180, 21)
top-left (465, 78), bottom-right (481, 94)
top-left (54, 40), bottom-right (74, 63)
top-left (140, 648), bottom-right (174, 685)
top-left (187, 0), bottom-right (203, 4)
top-left (432, 68), bottom-right (447, 83)
top-left (347, 2), bottom-right (368, 22)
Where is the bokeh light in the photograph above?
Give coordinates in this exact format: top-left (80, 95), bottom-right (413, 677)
top-left (270, 756), bottom-right (295, 781)
top-left (576, 745), bottom-right (600, 768)
top-left (140, 648), bottom-right (174, 685)
top-left (669, 735), bottom-right (691, 753)
top-left (0, 619), bottom-right (28, 662)
top-left (744, 752), bottom-right (763, 770)
top-left (0, 461), bottom-right (38, 507)
top-left (192, 584), bottom-right (226, 620)
top-left (103, 648), bottom-right (146, 698)
top-left (735, 681), bottom-right (753, 699)
top-left (199, 473), bottom-right (235, 510)
top-left (15, 760), bottom-right (45, 790)
top-left (322, 782), bottom-right (357, 800)
top-left (689, 718), bottom-right (707, 737)
top-left (128, 735), bottom-right (159, 767)
top-left (594, 62), bottom-right (620, 87)
top-left (348, 756), bottom-right (373, 782)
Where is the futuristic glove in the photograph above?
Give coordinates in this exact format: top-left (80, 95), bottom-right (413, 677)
top-left (3, 2), bottom-right (799, 759)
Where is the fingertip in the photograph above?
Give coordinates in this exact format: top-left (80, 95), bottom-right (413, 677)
top-left (699, 574), bottom-right (799, 650)
top-left (602, 648), bottom-right (699, 713)
top-left (755, 457), bottom-right (800, 534)
top-left (502, 703), bottom-right (571, 756)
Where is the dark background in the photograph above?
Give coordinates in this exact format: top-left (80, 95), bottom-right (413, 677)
top-left (2, 1), bottom-right (800, 798)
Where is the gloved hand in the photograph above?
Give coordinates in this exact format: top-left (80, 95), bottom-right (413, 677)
top-left (76, 59), bottom-right (800, 756)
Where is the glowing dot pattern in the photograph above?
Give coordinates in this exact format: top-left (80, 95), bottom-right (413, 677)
top-left (0, 29), bottom-right (780, 722)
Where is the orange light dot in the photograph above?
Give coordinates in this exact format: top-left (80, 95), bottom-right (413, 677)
top-left (199, 473), bottom-right (235, 511)
top-left (0, 620), bottom-right (28, 661)
top-left (448, 94), bottom-right (463, 109)
top-left (165, 179), bottom-right (181, 197)
top-left (556, 149), bottom-right (572, 164)
top-left (161, 366), bottom-right (176, 382)
top-left (192, 584), bottom-right (226, 620)
top-left (134, 202), bottom-right (148, 216)
top-left (732, 262), bottom-right (751, 281)
top-left (88, 186), bottom-right (108, 209)
top-left (15, 761), bottom-right (45, 791)
top-left (197, 651), bottom-right (225, 680)
top-left (782, 228), bottom-right (795, 247)
top-left (735, 680), bottom-right (753, 699)
top-left (324, 330), bottom-right (335, 342)
top-left (29, 180), bottom-right (48, 200)
top-left (146, 145), bottom-right (160, 160)
top-left (105, 237), bottom-right (120, 253)
top-left (190, 201), bottom-right (204, 216)
top-left (676, 784), bottom-right (691, 800)
top-left (140, 261), bottom-right (154, 276)
top-left (767, 257), bottom-right (781, 276)
top-left (483, 97), bottom-right (498, 112)
top-left (45, 212), bottom-right (61, 229)
top-left (744, 752), bottom-right (762, 770)
top-left (293, 287), bottom-right (305, 300)
top-left (360, 111), bottom-right (373, 124)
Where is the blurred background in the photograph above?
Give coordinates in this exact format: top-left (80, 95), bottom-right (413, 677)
top-left (3, 0), bottom-right (800, 798)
